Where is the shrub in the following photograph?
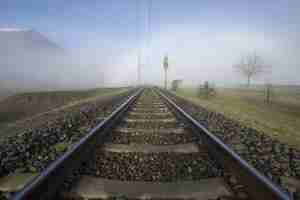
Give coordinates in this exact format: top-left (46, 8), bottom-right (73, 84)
top-left (197, 81), bottom-right (216, 99)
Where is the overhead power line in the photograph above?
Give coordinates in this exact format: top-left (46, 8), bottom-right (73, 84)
top-left (148, 0), bottom-right (152, 47)
top-left (136, 0), bottom-right (152, 85)
top-left (145, 0), bottom-right (152, 83)
top-left (136, 0), bottom-right (141, 85)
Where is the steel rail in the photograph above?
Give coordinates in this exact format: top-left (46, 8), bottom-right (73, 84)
top-left (12, 88), bottom-right (143, 200)
top-left (157, 88), bottom-right (291, 200)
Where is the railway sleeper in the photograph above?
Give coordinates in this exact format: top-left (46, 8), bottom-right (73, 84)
top-left (61, 176), bottom-right (233, 200)
top-left (127, 112), bottom-right (173, 119)
top-left (107, 130), bottom-right (197, 145)
top-left (102, 143), bottom-right (205, 154)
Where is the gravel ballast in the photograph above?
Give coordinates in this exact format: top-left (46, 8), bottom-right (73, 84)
top-left (0, 90), bottom-right (134, 178)
top-left (84, 150), bottom-right (219, 182)
top-left (165, 91), bottom-right (300, 198)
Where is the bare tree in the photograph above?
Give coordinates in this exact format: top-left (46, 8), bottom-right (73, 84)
top-left (234, 52), bottom-right (269, 87)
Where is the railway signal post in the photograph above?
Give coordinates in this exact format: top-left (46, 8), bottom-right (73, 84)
top-left (163, 55), bottom-right (169, 89)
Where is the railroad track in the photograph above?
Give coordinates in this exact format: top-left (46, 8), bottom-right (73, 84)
top-left (7, 87), bottom-right (290, 199)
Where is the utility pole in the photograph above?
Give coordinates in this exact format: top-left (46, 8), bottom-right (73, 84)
top-left (137, 53), bottom-right (141, 85)
top-left (136, 0), bottom-right (141, 86)
top-left (163, 55), bottom-right (169, 89)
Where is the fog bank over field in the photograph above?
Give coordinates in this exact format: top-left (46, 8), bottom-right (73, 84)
top-left (0, 27), bottom-right (299, 92)
top-left (116, 27), bottom-right (300, 87)
top-left (0, 29), bottom-right (110, 92)
top-left (0, 0), bottom-right (299, 90)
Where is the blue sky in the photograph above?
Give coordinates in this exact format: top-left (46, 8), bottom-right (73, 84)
top-left (1, 0), bottom-right (299, 48)
top-left (1, 0), bottom-right (299, 85)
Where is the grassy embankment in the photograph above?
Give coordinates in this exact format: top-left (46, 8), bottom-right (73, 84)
top-left (176, 85), bottom-right (300, 148)
top-left (0, 87), bottom-right (128, 137)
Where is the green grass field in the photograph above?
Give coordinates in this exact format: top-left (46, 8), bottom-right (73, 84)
top-left (176, 85), bottom-right (300, 148)
top-left (0, 87), bottom-right (126, 126)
